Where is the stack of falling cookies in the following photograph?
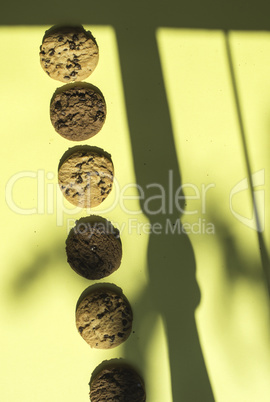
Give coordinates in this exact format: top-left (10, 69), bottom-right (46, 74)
top-left (39, 24), bottom-right (146, 401)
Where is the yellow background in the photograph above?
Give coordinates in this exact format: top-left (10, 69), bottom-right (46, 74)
top-left (0, 27), bottom-right (269, 401)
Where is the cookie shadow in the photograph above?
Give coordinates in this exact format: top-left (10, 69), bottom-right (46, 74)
top-left (89, 358), bottom-right (145, 387)
top-left (41, 24), bottom-right (98, 46)
top-left (75, 282), bottom-right (129, 312)
top-left (51, 81), bottom-right (105, 104)
top-left (58, 145), bottom-right (113, 171)
top-left (66, 214), bottom-right (121, 238)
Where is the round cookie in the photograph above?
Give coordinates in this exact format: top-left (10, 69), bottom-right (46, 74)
top-left (50, 83), bottom-right (106, 141)
top-left (58, 147), bottom-right (114, 208)
top-left (66, 217), bottom-right (122, 280)
top-left (90, 365), bottom-right (146, 402)
top-left (76, 288), bottom-right (133, 349)
top-left (39, 25), bottom-right (99, 82)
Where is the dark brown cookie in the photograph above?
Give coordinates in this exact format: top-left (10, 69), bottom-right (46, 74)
top-left (58, 147), bottom-right (113, 208)
top-left (66, 216), bottom-right (122, 280)
top-left (90, 364), bottom-right (146, 402)
top-left (50, 83), bottom-right (106, 141)
top-left (76, 287), bottom-right (133, 349)
top-left (40, 25), bottom-right (99, 82)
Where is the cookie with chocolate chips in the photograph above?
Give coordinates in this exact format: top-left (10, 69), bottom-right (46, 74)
top-left (50, 83), bottom-right (106, 141)
top-left (66, 216), bottom-right (122, 280)
top-left (39, 25), bottom-right (99, 82)
top-left (90, 364), bottom-right (146, 402)
top-left (76, 287), bottom-right (133, 349)
top-left (58, 147), bottom-right (114, 208)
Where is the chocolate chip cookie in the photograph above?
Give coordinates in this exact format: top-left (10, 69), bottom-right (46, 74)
top-left (58, 147), bottom-right (114, 208)
top-left (50, 83), bottom-right (106, 141)
top-left (76, 287), bottom-right (133, 349)
top-left (66, 216), bottom-right (122, 280)
top-left (90, 364), bottom-right (146, 402)
top-left (40, 25), bottom-right (99, 82)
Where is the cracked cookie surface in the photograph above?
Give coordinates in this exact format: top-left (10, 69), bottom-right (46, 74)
top-left (66, 217), bottom-right (122, 280)
top-left (58, 149), bottom-right (114, 208)
top-left (90, 365), bottom-right (146, 402)
top-left (39, 26), bottom-right (98, 82)
top-left (50, 84), bottom-right (106, 141)
top-left (76, 289), bottom-right (133, 349)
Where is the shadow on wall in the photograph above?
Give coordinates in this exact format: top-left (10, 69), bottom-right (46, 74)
top-left (7, 239), bottom-right (87, 302)
top-left (112, 23), bottom-right (269, 401)
top-left (210, 214), bottom-right (265, 285)
top-left (117, 25), bottom-right (214, 401)
top-left (1, 0), bottom-right (270, 30)
top-left (224, 32), bottom-right (270, 293)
